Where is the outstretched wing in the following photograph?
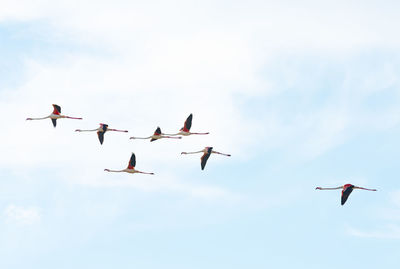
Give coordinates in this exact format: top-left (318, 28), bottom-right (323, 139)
top-left (341, 185), bottom-right (354, 205)
top-left (181, 114), bottom-right (192, 132)
top-left (51, 118), bottom-right (57, 127)
top-left (128, 153), bottom-right (136, 169)
top-left (200, 148), bottom-right (213, 170)
top-left (151, 127), bottom-right (162, 142)
top-left (97, 131), bottom-right (105, 145)
top-left (52, 104), bottom-right (61, 115)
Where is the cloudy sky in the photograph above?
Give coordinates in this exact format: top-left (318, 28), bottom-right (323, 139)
top-left (1, 1), bottom-right (400, 268)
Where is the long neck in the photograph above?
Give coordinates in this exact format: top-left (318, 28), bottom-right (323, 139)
top-left (182, 150), bottom-right (204, 154)
top-left (26, 116), bottom-right (50, 120)
top-left (76, 128), bottom-right (98, 132)
top-left (316, 186), bottom-right (343, 190)
top-left (162, 132), bottom-right (180, 136)
top-left (105, 169), bottom-right (125, 173)
top-left (130, 136), bottom-right (152, 139)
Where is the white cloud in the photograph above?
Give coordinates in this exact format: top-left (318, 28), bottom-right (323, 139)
top-left (348, 225), bottom-right (400, 239)
top-left (4, 205), bottom-right (41, 225)
top-left (347, 190), bottom-right (400, 239)
top-left (1, 0), bottom-right (400, 197)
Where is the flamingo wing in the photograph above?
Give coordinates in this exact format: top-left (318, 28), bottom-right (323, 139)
top-left (97, 131), bottom-right (105, 145)
top-left (128, 153), bottom-right (136, 169)
top-left (52, 104), bottom-right (61, 115)
top-left (51, 118), bottom-right (57, 127)
top-left (200, 147), bottom-right (213, 170)
top-left (341, 185), bottom-right (354, 205)
top-left (154, 127), bottom-right (161, 136)
top-left (151, 127), bottom-right (162, 142)
top-left (100, 124), bottom-right (108, 132)
top-left (182, 114), bottom-right (192, 132)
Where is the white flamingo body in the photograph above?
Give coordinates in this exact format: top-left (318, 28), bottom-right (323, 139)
top-left (104, 153), bottom-right (154, 175)
top-left (130, 127), bottom-right (182, 142)
top-left (165, 114), bottom-right (209, 137)
top-left (76, 123), bottom-right (128, 145)
top-left (181, 147), bottom-right (231, 170)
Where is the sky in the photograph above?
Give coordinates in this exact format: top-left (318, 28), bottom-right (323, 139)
top-left (1, 0), bottom-right (400, 268)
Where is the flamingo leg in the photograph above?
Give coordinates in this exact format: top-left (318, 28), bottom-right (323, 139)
top-left (354, 186), bottom-right (377, 191)
top-left (160, 135), bottom-right (182, 139)
top-left (212, 151), bottom-right (231, 156)
top-left (63, 116), bottom-right (83, 120)
top-left (189, 132), bottom-right (209, 135)
top-left (108, 129), bottom-right (128, 132)
top-left (136, 170), bottom-right (154, 175)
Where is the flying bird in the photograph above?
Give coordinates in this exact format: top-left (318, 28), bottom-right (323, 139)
top-left (130, 126), bottom-right (182, 142)
top-left (75, 123), bottom-right (128, 144)
top-left (181, 147), bottom-right (231, 170)
top-left (315, 184), bottom-right (377, 205)
top-left (104, 153), bottom-right (154, 175)
top-left (26, 104), bottom-right (82, 127)
top-left (165, 114), bottom-right (209, 136)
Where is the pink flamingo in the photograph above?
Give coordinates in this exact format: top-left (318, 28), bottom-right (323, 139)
top-left (181, 147), bottom-right (231, 170)
top-left (130, 126), bottom-right (182, 142)
top-left (104, 153), bottom-right (154, 175)
top-left (26, 104), bottom-right (82, 127)
top-left (165, 114), bottom-right (209, 136)
top-left (316, 184), bottom-right (377, 205)
top-left (75, 123), bottom-right (128, 144)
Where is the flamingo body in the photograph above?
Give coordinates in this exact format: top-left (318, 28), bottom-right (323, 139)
top-left (130, 126), bottom-right (182, 141)
top-left (165, 114), bottom-right (209, 136)
top-left (104, 153), bottom-right (154, 175)
top-left (26, 104), bottom-right (82, 127)
top-left (181, 147), bottom-right (231, 170)
top-left (201, 147), bottom-right (213, 170)
top-left (315, 184), bottom-right (376, 205)
top-left (76, 123), bottom-right (128, 145)
top-left (150, 127), bottom-right (163, 142)
top-left (341, 184), bottom-right (354, 205)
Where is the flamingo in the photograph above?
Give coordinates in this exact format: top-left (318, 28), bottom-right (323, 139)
top-left (315, 184), bottom-right (377, 205)
top-left (104, 153), bottom-right (154, 175)
top-left (130, 126), bottom-right (182, 142)
top-left (26, 104), bottom-right (82, 127)
top-left (75, 123), bottom-right (128, 144)
top-left (181, 147), bottom-right (231, 170)
top-left (165, 114), bottom-right (209, 136)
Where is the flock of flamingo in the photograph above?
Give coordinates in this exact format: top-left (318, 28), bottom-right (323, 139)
top-left (26, 104), bottom-right (231, 174)
top-left (26, 104), bottom-right (377, 206)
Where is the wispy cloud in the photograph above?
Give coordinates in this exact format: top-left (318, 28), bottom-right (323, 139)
top-left (347, 225), bottom-right (400, 239)
top-left (347, 190), bottom-right (400, 240)
top-left (3, 204), bottom-right (41, 225)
